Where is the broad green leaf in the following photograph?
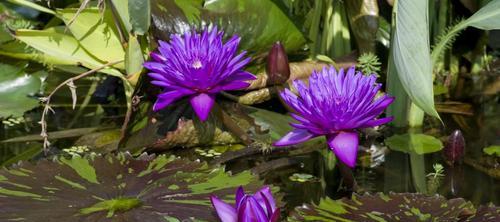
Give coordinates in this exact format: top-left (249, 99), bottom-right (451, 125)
top-left (385, 133), bottom-right (444, 155)
top-left (0, 153), bottom-right (270, 221)
top-left (57, 8), bottom-right (125, 69)
top-left (431, 0), bottom-right (500, 64)
top-left (289, 193), bottom-right (479, 221)
top-left (129, 0), bottom-right (151, 35)
top-left (151, 0), bottom-right (306, 54)
top-left (392, 0), bottom-right (439, 119)
top-left (15, 28), bottom-right (124, 77)
top-left (0, 63), bottom-right (41, 118)
top-left (0, 41), bottom-right (77, 65)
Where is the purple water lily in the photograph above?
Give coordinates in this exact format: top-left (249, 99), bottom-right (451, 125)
top-left (210, 186), bottom-right (280, 222)
top-left (273, 66), bottom-right (394, 167)
top-left (144, 27), bottom-right (255, 121)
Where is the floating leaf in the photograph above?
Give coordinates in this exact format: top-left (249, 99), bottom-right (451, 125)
top-left (289, 193), bottom-right (478, 221)
top-left (0, 63), bottom-right (41, 118)
top-left (392, 0), bottom-right (439, 119)
top-left (385, 133), bottom-right (444, 154)
top-left (483, 145), bottom-right (500, 157)
top-left (0, 153), bottom-right (267, 221)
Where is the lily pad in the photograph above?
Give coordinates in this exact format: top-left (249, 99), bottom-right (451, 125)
top-left (483, 145), bottom-right (500, 157)
top-left (289, 193), bottom-right (480, 221)
top-left (385, 133), bottom-right (444, 154)
top-left (0, 63), bottom-right (41, 118)
top-left (0, 153), bottom-right (267, 221)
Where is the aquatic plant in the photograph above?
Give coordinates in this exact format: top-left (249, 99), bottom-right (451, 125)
top-left (144, 26), bottom-right (255, 121)
top-left (0, 153), bottom-right (267, 221)
top-left (211, 186), bottom-right (280, 222)
top-left (443, 130), bottom-right (465, 165)
top-left (273, 66), bottom-right (394, 167)
top-left (289, 193), bottom-right (499, 221)
top-left (266, 41), bottom-right (290, 85)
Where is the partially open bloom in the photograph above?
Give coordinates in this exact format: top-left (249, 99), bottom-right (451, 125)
top-left (273, 66), bottom-right (394, 167)
top-left (210, 186), bottom-right (279, 222)
top-left (144, 27), bottom-right (255, 121)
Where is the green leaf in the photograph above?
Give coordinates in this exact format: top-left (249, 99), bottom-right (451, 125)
top-left (2, 127), bottom-right (98, 143)
top-left (151, 0), bottom-right (306, 53)
top-left (15, 27), bottom-right (124, 77)
top-left (129, 0), bottom-right (151, 35)
top-left (431, 0), bottom-right (500, 64)
top-left (392, 0), bottom-right (439, 119)
top-left (125, 34), bottom-right (144, 77)
top-left (111, 0), bottom-right (133, 33)
top-left (483, 145), bottom-right (500, 157)
top-left (0, 41), bottom-right (77, 65)
top-left (0, 145), bottom-right (42, 167)
top-left (6, 0), bottom-right (55, 15)
top-left (385, 133), bottom-right (444, 155)
top-left (0, 63), bottom-right (41, 118)
top-left (57, 8), bottom-right (125, 69)
top-left (289, 193), bottom-right (481, 221)
top-left (0, 153), bottom-right (270, 221)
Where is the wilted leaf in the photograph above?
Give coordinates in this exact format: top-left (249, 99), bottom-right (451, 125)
top-left (393, 0), bottom-right (440, 119)
top-left (289, 193), bottom-right (477, 221)
top-left (0, 153), bottom-right (268, 221)
top-left (0, 63), bottom-right (41, 118)
top-left (385, 133), bottom-right (444, 154)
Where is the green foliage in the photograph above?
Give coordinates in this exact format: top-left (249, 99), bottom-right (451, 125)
top-left (385, 133), bottom-right (444, 155)
top-left (357, 52), bottom-right (381, 76)
top-left (129, 0), bottom-right (151, 35)
top-left (289, 193), bottom-right (490, 221)
top-left (0, 153), bottom-right (269, 221)
top-left (151, 0), bottom-right (306, 54)
top-left (431, 0), bottom-right (500, 65)
top-left (483, 145), bottom-right (500, 157)
top-left (392, 0), bottom-right (440, 120)
top-left (0, 63), bottom-right (42, 118)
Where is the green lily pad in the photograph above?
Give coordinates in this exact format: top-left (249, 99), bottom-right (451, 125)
top-left (289, 193), bottom-right (484, 221)
top-left (385, 133), bottom-right (444, 154)
top-left (0, 153), bottom-right (267, 221)
top-left (483, 145), bottom-right (500, 157)
top-left (0, 63), bottom-right (41, 118)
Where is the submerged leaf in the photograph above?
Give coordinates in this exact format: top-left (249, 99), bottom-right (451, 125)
top-left (0, 153), bottom-right (267, 221)
top-left (289, 193), bottom-right (478, 221)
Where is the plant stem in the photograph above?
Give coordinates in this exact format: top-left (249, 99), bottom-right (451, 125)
top-left (408, 103), bottom-right (425, 127)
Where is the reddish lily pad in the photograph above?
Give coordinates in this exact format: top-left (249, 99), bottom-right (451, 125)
top-left (0, 153), bottom-right (266, 221)
top-left (288, 193), bottom-right (491, 221)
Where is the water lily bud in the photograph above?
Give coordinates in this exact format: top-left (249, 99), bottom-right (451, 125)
top-left (266, 41), bottom-right (290, 85)
top-left (443, 130), bottom-right (465, 165)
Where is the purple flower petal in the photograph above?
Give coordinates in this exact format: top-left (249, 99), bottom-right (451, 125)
top-left (190, 93), bottom-right (215, 122)
top-left (210, 195), bottom-right (237, 222)
top-left (153, 89), bottom-right (193, 111)
top-left (273, 129), bottom-right (315, 146)
top-left (220, 81), bottom-right (250, 91)
top-left (237, 196), bottom-right (268, 222)
top-left (360, 116), bottom-right (394, 128)
top-left (254, 186), bottom-right (276, 218)
top-left (327, 131), bottom-right (359, 168)
top-left (235, 186), bottom-right (245, 209)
